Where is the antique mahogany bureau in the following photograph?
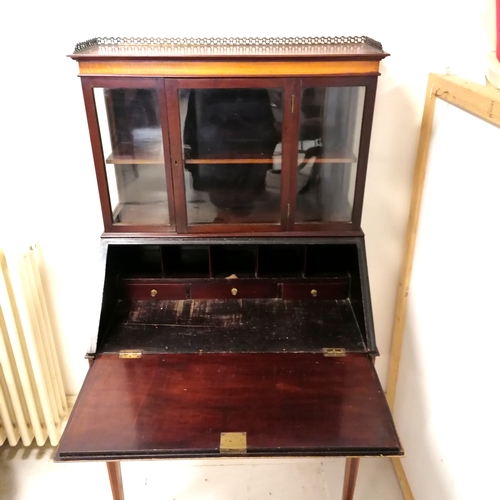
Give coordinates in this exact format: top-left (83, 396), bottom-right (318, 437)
top-left (56, 36), bottom-right (402, 500)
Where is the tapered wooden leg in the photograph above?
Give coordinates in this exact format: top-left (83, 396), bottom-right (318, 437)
top-left (342, 457), bottom-right (360, 500)
top-left (106, 461), bottom-right (124, 500)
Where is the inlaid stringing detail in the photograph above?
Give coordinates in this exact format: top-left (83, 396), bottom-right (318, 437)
top-left (74, 36), bottom-right (383, 53)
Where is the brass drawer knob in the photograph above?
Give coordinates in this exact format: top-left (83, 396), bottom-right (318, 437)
top-left (231, 288), bottom-right (238, 296)
top-left (311, 289), bottom-right (318, 297)
top-left (150, 289), bottom-right (158, 297)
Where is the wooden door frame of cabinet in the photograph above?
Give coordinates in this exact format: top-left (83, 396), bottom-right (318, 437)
top-left (157, 79), bottom-right (177, 230)
top-left (164, 79), bottom-right (188, 232)
top-left (286, 75), bottom-right (378, 232)
top-left (80, 76), bottom-right (176, 233)
top-left (81, 79), bottom-right (114, 231)
top-left (165, 77), bottom-right (293, 234)
top-left (285, 78), bottom-right (301, 230)
top-left (281, 79), bottom-right (296, 230)
top-left (351, 77), bottom-right (378, 228)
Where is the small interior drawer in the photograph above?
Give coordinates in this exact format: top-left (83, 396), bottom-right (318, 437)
top-left (124, 282), bottom-right (187, 300)
top-left (282, 282), bottom-right (349, 300)
top-left (191, 281), bottom-right (278, 299)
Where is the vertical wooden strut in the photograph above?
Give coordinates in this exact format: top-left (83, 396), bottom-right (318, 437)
top-left (342, 457), bottom-right (360, 500)
top-left (106, 462), bottom-right (124, 500)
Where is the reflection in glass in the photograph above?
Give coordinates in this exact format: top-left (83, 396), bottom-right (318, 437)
top-left (94, 88), bottom-right (170, 226)
top-left (295, 86), bottom-right (365, 223)
top-left (180, 88), bottom-right (283, 225)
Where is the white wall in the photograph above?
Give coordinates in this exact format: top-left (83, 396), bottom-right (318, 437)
top-left (0, 0), bottom-right (491, 412)
top-left (394, 99), bottom-right (500, 499)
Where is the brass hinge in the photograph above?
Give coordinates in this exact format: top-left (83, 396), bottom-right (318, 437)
top-left (322, 347), bottom-right (346, 357)
top-left (291, 94), bottom-right (295, 113)
top-left (287, 203), bottom-right (291, 218)
top-left (220, 432), bottom-right (247, 454)
top-left (119, 350), bottom-right (143, 359)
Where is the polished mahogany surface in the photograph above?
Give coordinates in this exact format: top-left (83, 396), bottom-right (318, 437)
top-left (57, 353), bottom-right (401, 461)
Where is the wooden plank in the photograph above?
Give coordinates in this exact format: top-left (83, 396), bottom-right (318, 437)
top-left (385, 74), bottom-right (437, 411)
top-left (391, 457), bottom-right (415, 500)
top-left (56, 353), bottom-right (402, 461)
top-left (431, 74), bottom-right (500, 127)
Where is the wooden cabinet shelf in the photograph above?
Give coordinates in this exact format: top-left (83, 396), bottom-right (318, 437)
top-left (185, 158), bottom-right (275, 165)
top-left (106, 152), bottom-right (164, 165)
top-left (307, 156), bottom-right (357, 163)
top-left (184, 154), bottom-right (358, 165)
top-left (105, 152), bottom-right (359, 167)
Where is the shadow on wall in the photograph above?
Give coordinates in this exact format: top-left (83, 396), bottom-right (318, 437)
top-left (363, 73), bottom-right (425, 387)
top-left (394, 305), bottom-right (452, 500)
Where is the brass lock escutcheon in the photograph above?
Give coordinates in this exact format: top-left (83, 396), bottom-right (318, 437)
top-left (231, 288), bottom-right (238, 296)
top-left (150, 289), bottom-right (158, 297)
top-left (311, 289), bottom-right (318, 297)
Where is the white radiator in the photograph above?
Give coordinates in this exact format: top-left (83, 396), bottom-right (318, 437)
top-left (0, 245), bottom-right (68, 446)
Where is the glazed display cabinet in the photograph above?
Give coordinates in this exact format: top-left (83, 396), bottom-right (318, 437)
top-left (56, 36), bottom-right (401, 500)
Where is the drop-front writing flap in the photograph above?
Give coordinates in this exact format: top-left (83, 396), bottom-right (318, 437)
top-left (56, 352), bottom-right (402, 461)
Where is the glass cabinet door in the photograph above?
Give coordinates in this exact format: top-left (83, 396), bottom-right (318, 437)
top-left (175, 85), bottom-right (285, 228)
top-left (93, 84), bottom-right (172, 228)
top-left (293, 84), bottom-right (367, 226)
top-left (84, 77), bottom-right (375, 235)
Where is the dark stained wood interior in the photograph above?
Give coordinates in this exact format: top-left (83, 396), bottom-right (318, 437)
top-left (94, 240), bottom-right (376, 356)
top-left (57, 353), bottom-right (401, 461)
top-left (99, 298), bottom-right (365, 354)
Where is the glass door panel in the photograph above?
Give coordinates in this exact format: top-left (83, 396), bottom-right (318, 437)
top-left (94, 88), bottom-right (171, 226)
top-left (179, 88), bottom-right (283, 226)
top-left (295, 86), bottom-right (365, 223)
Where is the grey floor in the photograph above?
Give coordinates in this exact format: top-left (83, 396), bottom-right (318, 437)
top-left (0, 442), bottom-right (404, 500)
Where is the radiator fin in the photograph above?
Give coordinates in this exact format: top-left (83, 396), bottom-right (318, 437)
top-left (0, 245), bottom-right (68, 446)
